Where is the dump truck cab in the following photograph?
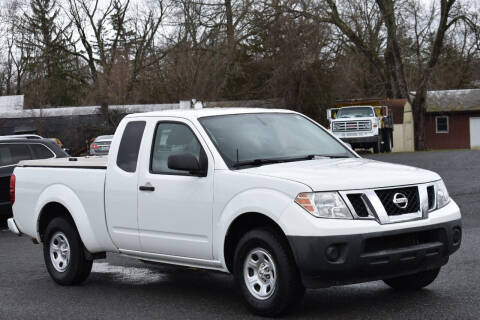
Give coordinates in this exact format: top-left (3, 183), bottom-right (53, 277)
top-left (327, 105), bottom-right (393, 153)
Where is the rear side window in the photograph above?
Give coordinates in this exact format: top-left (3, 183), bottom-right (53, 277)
top-left (0, 144), bottom-right (32, 166)
top-left (116, 121), bottom-right (146, 172)
top-left (30, 144), bottom-right (55, 159)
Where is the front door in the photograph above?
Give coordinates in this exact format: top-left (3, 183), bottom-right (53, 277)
top-left (137, 120), bottom-right (213, 259)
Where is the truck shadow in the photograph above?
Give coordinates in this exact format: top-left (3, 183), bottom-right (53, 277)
top-left (83, 261), bottom-right (441, 319)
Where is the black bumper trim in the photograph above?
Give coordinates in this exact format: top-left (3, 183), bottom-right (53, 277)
top-left (288, 219), bottom-right (462, 288)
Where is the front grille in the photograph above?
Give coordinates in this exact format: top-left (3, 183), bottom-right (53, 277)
top-left (333, 120), bottom-right (371, 132)
top-left (347, 194), bottom-right (369, 217)
top-left (375, 187), bottom-right (420, 216)
top-left (364, 229), bottom-right (444, 253)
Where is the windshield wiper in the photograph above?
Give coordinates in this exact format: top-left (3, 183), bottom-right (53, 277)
top-left (293, 154), bottom-right (350, 160)
top-left (232, 158), bottom-right (283, 168)
top-left (232, 154), bottom-right (350, 169)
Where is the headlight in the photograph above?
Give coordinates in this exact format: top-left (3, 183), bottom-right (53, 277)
top-left (435, 180), bottom-right (450, 209)
top-left (295, 192), bottom-right (353, 219)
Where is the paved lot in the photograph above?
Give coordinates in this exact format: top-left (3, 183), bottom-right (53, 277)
top-left (1, 150), bottom-right (479, 319)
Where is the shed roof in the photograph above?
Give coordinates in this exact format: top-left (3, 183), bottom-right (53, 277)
top-left (422, 89), bottom-right (480, 112)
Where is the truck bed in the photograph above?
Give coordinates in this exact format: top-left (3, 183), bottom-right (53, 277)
top-left (18, 156), bottom-right (107, 169)
top-left (12, 157), bottom-right (115, 253)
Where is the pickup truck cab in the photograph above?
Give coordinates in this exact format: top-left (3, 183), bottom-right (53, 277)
top-left (8, 108), bottom-right (462, 316)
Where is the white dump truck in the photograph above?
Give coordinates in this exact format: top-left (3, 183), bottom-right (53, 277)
top-left (327, 105), bottom-right (394, 153)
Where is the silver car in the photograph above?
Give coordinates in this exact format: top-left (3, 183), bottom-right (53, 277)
top-left (89, 135), bottom-right (113, 156)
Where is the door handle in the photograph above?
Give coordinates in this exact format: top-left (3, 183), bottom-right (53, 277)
top-left (139, 185), bottom-right (155, 192)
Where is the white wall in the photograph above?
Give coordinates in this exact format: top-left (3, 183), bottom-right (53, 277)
top-left (392, 102), bottom-right (415, 152)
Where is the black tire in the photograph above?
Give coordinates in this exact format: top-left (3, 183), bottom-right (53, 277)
top-left (233, 228), bottom-right (305, 317)
top-left (43, 217), bottom-right (93, 285)
top-left (383, 268), bottom-right (441, 290)
top-left (373, 138), bottom-right (382, 153)
top-left (383, 130), bottom-right (393, 153)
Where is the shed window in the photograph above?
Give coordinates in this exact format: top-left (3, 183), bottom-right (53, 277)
top-left (436, 116), bottom-right (449, 133)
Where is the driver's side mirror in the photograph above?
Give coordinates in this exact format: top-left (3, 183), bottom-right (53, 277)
top-left (168, 152), bottom-right (207, 177)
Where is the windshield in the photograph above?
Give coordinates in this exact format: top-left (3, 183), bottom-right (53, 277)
top-left (199, 113), bottom-right (354, 168)
top-left (336, 107), bottom-right (374, 118)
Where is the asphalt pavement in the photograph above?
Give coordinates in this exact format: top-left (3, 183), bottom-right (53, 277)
top-left (1, 150), bottom-right (479, 319)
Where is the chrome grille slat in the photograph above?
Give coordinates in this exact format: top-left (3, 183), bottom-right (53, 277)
top-left (332, 120), bottom-right (371, 132)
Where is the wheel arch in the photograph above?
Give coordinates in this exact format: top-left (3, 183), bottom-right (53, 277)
top-left (34, 184), bottom-right (102, 252)
top-left (223, 212), bottom-right (292, 273)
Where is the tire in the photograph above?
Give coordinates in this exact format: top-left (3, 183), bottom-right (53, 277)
top-left (233, 228), bottom-right (305, 317)
top-left (43, 217), bottom-right (93, 285)
top-left (383, 268), bottom-right (441, 290)
top-left (383, 130), bottom-right (393, 153)
top-left (373, 138), bottom-right (382, 153)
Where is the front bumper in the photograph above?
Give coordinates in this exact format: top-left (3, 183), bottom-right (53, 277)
top-left (288, 219), bottom-right (462, 288)
top-left (337, 135), bottom-right (378, 144)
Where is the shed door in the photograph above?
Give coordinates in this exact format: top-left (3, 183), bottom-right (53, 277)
top-left (470, 117), bottom-right (480, 149)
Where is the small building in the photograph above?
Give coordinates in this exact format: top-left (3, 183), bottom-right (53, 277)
top-left (0, 95), bottom-right (24, 112)
top-left (423, 89), bottom-right (480, 149)
top-left (334, 98), bottom-right (414, 152)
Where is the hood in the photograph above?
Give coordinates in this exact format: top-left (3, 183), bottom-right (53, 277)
top-left (332, 117), bottom-right (374, 121)
top-left (241, 158), bottom-right (440, 191)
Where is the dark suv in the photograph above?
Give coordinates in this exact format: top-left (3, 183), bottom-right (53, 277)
top-left (0, 139), bottom-right (68, 222)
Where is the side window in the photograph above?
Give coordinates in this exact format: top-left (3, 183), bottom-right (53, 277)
top-left (30, 144), bottom-right (55, 159)
top-left (117, 121), bottom-right (146, 173)
top-left (0, 145), bottom-right (13, 166)
top-left (436, 116), bottom-right (449, 133)
top-left (150, 122), bottom-right (206, 175)
top-left (0, 144), bottom-right (33, 166)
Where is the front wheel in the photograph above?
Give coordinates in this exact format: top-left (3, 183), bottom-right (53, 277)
top-left (233, 229), bottom-right (305, 317)
top-left (383, 268), bottom-right (441, 290)
top-left (43, 217), bottom-right (93, 285)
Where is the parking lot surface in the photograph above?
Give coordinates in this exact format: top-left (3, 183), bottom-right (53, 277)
top-left (1, 150), bottom-right (479, 319)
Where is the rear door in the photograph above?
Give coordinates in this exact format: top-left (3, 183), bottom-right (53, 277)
top-left (136, 118), bottom-right (214, 259)
top-left (105, 121), bottom-right (147, 251)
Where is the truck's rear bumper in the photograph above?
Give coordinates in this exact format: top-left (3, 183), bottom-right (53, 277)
top-left (288, 219), bottom-right (462, 288)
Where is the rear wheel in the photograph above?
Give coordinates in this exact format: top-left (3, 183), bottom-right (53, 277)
top-left (383, 130), bottom-right (393, 153)
top-left (43, 217), bottom-right (93, 285)
top-left (234, 229), bottom-right (305, 317)
top-left (383, 268), bottom-right (441, 290)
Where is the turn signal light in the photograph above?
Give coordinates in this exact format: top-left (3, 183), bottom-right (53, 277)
top-left (295, 193), bottom-right (315, 213)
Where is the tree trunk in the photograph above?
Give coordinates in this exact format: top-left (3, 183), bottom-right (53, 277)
top-left (411, 88), bottom-right (427, 150)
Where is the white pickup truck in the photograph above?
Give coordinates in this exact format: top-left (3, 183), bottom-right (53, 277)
top-left (8, 108), bottom-right (462, 316)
